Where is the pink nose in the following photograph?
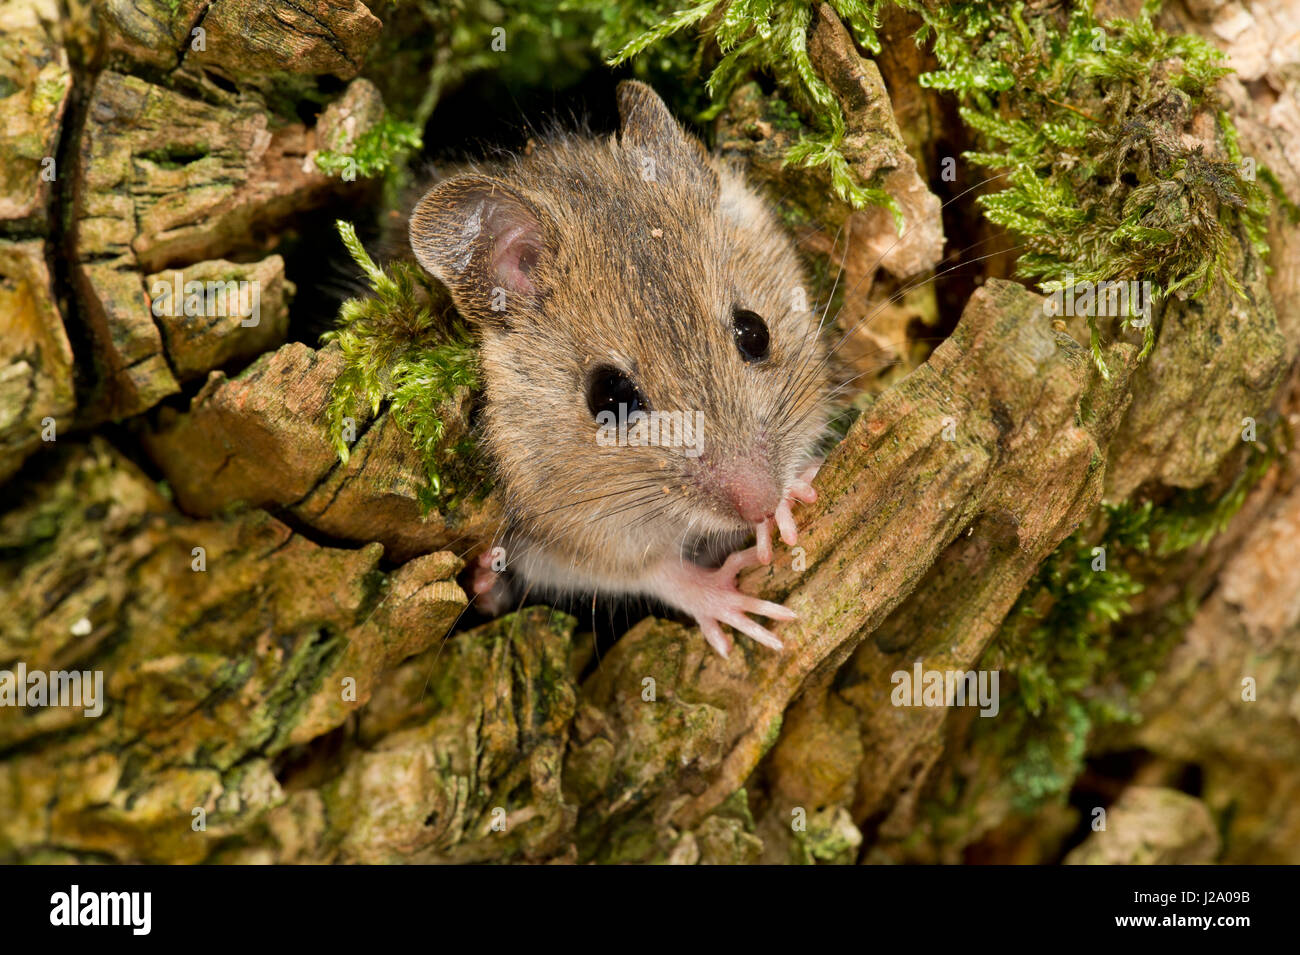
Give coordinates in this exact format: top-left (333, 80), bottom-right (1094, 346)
top-left (729, 487), bottom-right (778, 522)
top-left (711, 458), bottom-right (780, 523)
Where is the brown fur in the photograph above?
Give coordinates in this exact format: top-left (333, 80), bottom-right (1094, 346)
top-left (409, 81), bottom-right (828, 599)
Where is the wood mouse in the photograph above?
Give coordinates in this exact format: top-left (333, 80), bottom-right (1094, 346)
top-left (408, 81), bottom-right (828, 657)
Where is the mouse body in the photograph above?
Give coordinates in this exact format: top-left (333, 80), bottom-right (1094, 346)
top-left (409, 81), bottom-right (828, 656)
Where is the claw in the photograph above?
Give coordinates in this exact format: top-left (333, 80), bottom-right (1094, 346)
top-left (774, 502), bottom-right (799, 546)
top-left (736, 594), bottom-right (797, 621)
top-left (755, 519), bottom-right (774, 564)
top-left (769, 461), bottom-right (822, 548)
top-left (721, 612), bottom-right (783, 650)
top-left (720, 545), bottom-right (765, 577)
top-left (699, 618), bottom-right (732, 658)
top-left (788, 478), bottom-right (818, 504)
top-left (649, 546), bottom-right (796, 657)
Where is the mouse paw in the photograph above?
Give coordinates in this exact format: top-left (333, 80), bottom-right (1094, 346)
top-left (652, 547), bottom-right (797, 658)
top-left (755, 460), bottom-right (821, 563)
top-left (470, 549), bottom-right (512, 616)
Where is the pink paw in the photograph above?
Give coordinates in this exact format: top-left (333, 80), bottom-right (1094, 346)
top-left (470, 548), bottom-right (511, 615)
top-left (755, 461), bottom-right (821, 565)
top-left (657, 547), bottom-right (797, 658)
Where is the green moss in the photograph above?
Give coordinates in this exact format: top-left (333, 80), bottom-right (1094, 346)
top-left (590, 0), bottom-right (903, 220)
top-left (323, 221), bottom-right (488, 512)
top-left (758, 714), bottom-right (784, 756)
top-left (313, 113), bottom-right (422, 184)
top-left (765, 95), bottom-right (804, 132)
top-left (1003, 699), bottom-right (1090, 813)
top-left (915, 0), bottom-right (1272, 374)
top-left (792, 806), bottom-right (863, 864)
top-left (1258, 165), bottom-right (1300, 224)
top-left (137, 143), bottom-right (210, 169)
top-left (258, 628), bottom-right (349, 759)
top-left (32, 75), bottom-right (68, 113)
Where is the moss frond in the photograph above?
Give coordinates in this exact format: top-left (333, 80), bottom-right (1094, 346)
top-left (314, 113), bottom-right (423, 183)
top-left (389, 344), bottom-right (480, 508)
top-left (323, 221), bottom-right (484, 509)
top-left (917, 0), bottom-right (1271, 374)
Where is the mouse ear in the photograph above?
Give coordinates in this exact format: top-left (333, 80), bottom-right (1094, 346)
top-left (408, 175), bottom-right (551, 323)
top-left (616, 80), bottom-right (718, 197)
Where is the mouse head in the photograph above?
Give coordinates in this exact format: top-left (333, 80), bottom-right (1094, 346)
top-left (410, 81), bottom-right (829, 564)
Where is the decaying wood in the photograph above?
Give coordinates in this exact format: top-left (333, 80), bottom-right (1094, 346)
top-left (70, 70), bottom-right (381, 419)
top-left (0, 240), bottom-right (75, 483)
top-left (1127, 368), bottom-right (1300, 863)
top-left (141, 341), bottom-right (500, 563)
top-left (1063, 786), bottom-right (1221, 864)
top-left (0, 1), bottom-right (74, 481)
top-left (0, 439), bottom-right (467, 862)
top-left (95, 0), bottom-right (381, 82)
top-left (0, 0), bottom-right (69, 225)
top-left (146, 256), bottom-right (293, 381)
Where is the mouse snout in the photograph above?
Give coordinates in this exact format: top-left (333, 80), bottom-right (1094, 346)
top-left (700, 453), bottom-right (781, 524)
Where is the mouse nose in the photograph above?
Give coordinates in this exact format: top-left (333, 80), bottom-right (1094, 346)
top-left (705, 454), bottom-right (781, 524)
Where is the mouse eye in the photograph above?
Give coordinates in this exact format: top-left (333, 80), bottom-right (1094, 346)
top-left (586, 365), bottom-right (648, 421)
top-left (732, 308), bottom-right (770, 363)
